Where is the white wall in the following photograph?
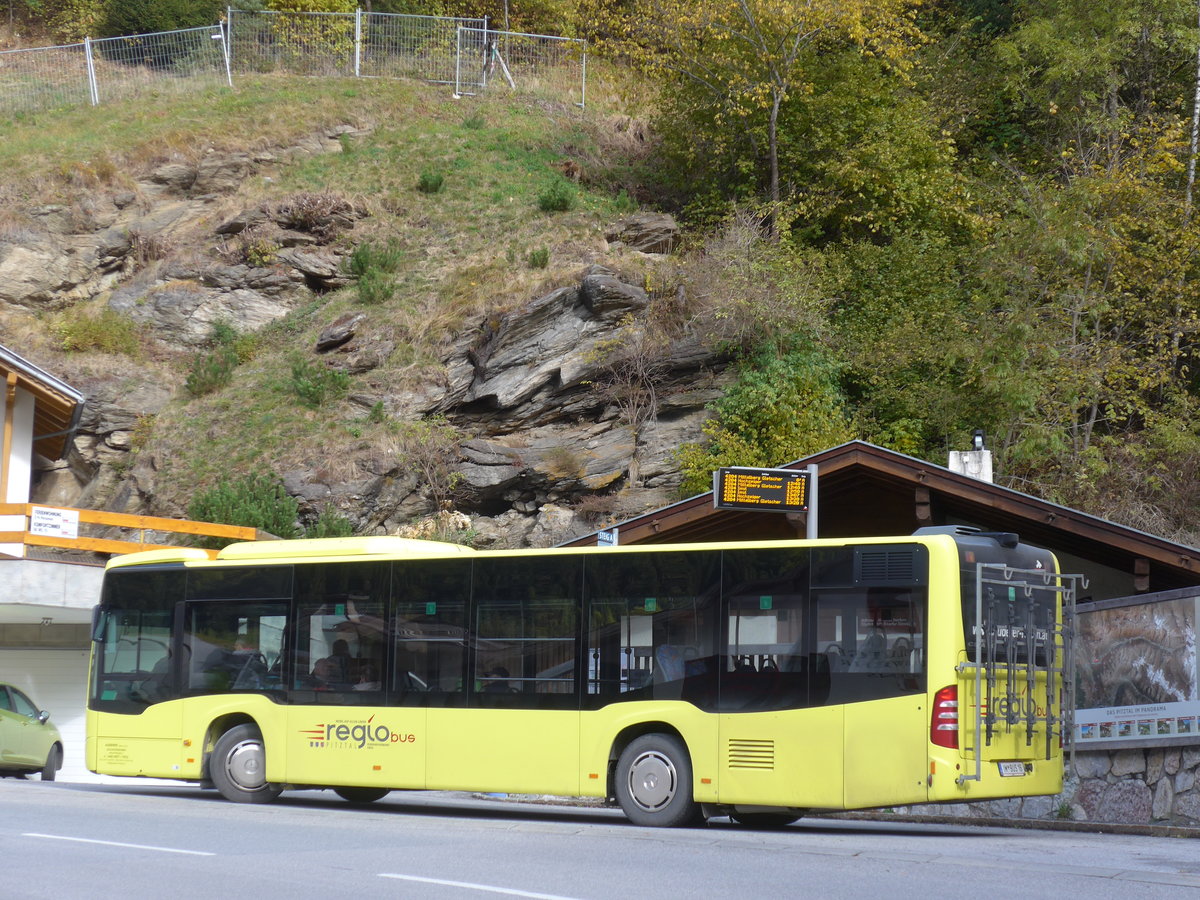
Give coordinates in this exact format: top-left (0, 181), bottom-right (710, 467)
top-left (1, 386), bottom-right (35, 557)
top-left (0, 648), bottom-right (91, 781)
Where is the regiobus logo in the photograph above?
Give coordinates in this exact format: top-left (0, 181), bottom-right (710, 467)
top-left (300, 714), bottom-right (416, 749)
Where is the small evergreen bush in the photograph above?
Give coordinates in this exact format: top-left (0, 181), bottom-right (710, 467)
top-left (306, 505), bottom-right (354, 538)
top-left (344, 239), bottom-right (404, 278)
top-left (528, 247), bottom-right (550, 269)
top-left (184, 345), bottom-right (239, 397)
top-left (417, 171), bottom-right (445, 194)
top-left (537, 179), bottom-right (576, 212)
top-left (188, 472), bottom-right (301, 548)
top-left (289, 354), bottom-right (350, 407)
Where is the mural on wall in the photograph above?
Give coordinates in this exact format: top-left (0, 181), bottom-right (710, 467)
top-left (1074, 595), bottom-right (1200, 744)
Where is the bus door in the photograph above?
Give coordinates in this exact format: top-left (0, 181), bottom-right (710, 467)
top-left (89, 569), bottom-right (184, 778)
top-left (817, 580), bottom-right (929, 810)
top-left (286, 562), bottom-right (416, 790)
top-left (718, 548), bottom-right (843, 810)
top-left (427, 556), bottom-right (582, 796)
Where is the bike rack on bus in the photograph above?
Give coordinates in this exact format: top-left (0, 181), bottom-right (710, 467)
top-left (955, 564), bottom-right (1086, 785)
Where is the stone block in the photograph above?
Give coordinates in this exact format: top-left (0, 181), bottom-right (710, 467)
top-left (1174, 788), bottom-right (1200, 824)
top-left (1152, 777), bottom-right (1175, 821)
top-left (1110, 748), bottom-right (1146, 777)
top-left (1177, 768), bottom-right (1196, 793)
top-left (1094, 780), bottom-right (1152, 824)
top-left (1146, 748), bottom-right (1165, 783)
top-left (1072, 751), bottom-right (1111, 779)
top-left (1165, 748), bottom-right (1182, 776)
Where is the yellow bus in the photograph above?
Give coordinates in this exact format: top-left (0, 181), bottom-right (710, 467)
top-left (86, 526), bottom-right (1079, 827)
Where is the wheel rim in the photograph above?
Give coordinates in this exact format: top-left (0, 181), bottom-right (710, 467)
top-left (223, 738), bottom-right (266, 792)
top-left (626, 749), bottom-right (678, 813)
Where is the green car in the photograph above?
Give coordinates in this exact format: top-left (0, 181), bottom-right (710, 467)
top-left (0, 683), bottom-right (63, 781)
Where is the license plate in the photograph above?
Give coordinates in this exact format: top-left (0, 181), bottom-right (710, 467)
top-left (997, 761), bottom-right (1028, 777)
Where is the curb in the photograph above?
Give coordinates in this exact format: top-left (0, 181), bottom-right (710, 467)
top-left (822, 810), bottom-right (1200, 839)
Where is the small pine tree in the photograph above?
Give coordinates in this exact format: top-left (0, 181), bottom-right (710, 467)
top-left (188, 473), bottom-right (301, 548)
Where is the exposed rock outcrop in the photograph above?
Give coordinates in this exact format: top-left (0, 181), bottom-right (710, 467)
top-left (11, 128), bottom-right (719, 549)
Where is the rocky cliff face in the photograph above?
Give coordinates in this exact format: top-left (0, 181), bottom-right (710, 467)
top-left (5, 130), bottom-right (727, 548)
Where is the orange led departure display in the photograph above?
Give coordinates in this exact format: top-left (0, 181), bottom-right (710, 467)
top-left (713, 467), bottom-right (810, 513)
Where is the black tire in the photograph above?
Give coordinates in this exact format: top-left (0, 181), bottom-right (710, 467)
top-left (210, 724), bottom-right (283, 804)
top-left (41, 745), bottom-right (61, 782)
top-left (615, 733), bottom-right (701, 827)
top-left (730, 812), bottom-right (801, 828)
top-left (333, 786), bottom-right (390, 804)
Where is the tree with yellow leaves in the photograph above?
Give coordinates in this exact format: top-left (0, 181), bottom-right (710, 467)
top-left (581, 0), bottom-right (924, 237)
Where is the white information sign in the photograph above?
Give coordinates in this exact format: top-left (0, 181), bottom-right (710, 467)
top-left (29, 506), bottom-right (80, 539)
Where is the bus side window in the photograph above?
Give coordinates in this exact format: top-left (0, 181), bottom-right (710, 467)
top-left (392, 559), bottom-right (471, 708)
top-left (721, 548), bottom-right (809, 712)
top-left (471, 556), bottom-right (580, 710)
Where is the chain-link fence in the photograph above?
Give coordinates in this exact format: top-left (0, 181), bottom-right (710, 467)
top-left (0, 26), bottom-right (230, 116)
top-left (227, 9), bottom-right (487, 85)
top-left (1, 11), bottom-right (587, 116)
top-left (457, 28), bottom-right (586, 108)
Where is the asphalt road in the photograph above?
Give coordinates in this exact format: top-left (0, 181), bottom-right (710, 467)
top-left (1, 779), bottom-right (1198, 900)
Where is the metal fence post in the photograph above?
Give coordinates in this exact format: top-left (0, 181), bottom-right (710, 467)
top-left (579, 45), bottom-right (587, 109)
top-left (83, 36), bottom-right (99, 105)
top-left (226, 7), bottom-right (235, 74)
top-left (217, 24), bottom-right (233, 87)
top-left (354, 7), bottom-right (362, 78)
top-left (454, 25), bottom-right (462, 96)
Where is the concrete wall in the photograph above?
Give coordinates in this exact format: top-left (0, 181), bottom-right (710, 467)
top-left (0, 558), bottom-right (104, 625)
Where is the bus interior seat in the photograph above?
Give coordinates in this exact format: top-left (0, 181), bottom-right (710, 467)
top-left (849, 631), bottom-right (889, 673)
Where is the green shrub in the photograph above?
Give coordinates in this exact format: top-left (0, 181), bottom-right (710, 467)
top-left (54, 307), bottom-right (142, 356)
top-left (289, 353), bottom-right (350, 407)
top-left (356, 267), bottom-right (396, 305)
top-left (538, 179), bottom-right (576, 212)
top-left (417, 171), bottom-right (445, 194)
top-left (305, 504), bottom-right (354, 538)
top-left (527, 247), bottom-right (550, 269)
top-left (185, 345), bottom-right (239, 397)
top-left (242, 233), bottom-right (279, 267)
top-left (188, 472), bottom-right (301, 548)
top-left (613, 189), bottom-right (639, 214)
top-left (676, 350), bottom-right (855, 495)
top-left (343, 239), bottom-right (404, 278)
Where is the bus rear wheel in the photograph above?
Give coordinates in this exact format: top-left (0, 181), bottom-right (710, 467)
top-left (615, 733), bottom-right (701, 827)
top-left (333, 786), bottom-right (390, 804)
top-left (211, 724), bottom-right (283, 804)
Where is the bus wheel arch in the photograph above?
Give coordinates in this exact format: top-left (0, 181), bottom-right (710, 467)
top-left (611, 727), bottom-right (702, 827)
top-left (207, 720), bottom-right (282, 804)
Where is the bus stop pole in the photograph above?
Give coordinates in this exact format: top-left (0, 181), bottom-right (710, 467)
top-left (806, 464), bottom-right (818, 540)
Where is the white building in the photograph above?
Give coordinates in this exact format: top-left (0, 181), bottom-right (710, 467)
top-left (0, 343), bottom-right (97, 780)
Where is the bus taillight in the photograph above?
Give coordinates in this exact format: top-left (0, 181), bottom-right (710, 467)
top-left (931, 685), bottom-right (958, 749)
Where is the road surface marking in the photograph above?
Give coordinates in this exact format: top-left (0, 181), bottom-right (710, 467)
top-left (23, 832), bottom-right (215, 856)
top-left (379, 873), bottom-right (582, 899)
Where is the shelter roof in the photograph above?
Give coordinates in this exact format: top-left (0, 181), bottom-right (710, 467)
top-left (0, 343), bottom-right (86, 461)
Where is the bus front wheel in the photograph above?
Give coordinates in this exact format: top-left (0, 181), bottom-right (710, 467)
top-left (615, 733), bottom-right (701, 827)
top-left (211, 724), bottom-right (283, 804)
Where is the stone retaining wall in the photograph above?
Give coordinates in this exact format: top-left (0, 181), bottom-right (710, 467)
top-left (901, 746), bottom-right (1200, 826)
